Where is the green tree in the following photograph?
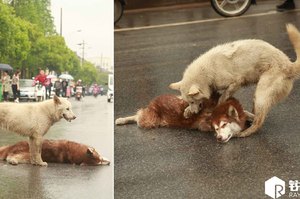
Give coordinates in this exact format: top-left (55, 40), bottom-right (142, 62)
top-left (73, 61), bottom-right (109, 85)
top-left (1, 1), bottom-right (104, 84)
top-left (8, 0), bottom-right (54, 34)
top-left (0, 2), bottom-right (31, 68)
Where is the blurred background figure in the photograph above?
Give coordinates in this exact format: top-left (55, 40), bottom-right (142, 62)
top-left (62, 79), bottom-right (68, 97)
top-left (34, 69), bottom-right (47, 86)
top-left (277, 0), bottom-right (295, 11)
top-left (11, 70), bottom-right (21, 103)
top-left (54, 79), bottom-right (62, 97)
top-left (45, 77), bottom-right (53, 99)
top-left (1, 71), bottom-right (11, 102)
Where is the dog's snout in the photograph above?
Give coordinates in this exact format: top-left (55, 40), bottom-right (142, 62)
top-left (73, 116), bottom-right (76, 120)
top-left (216, 135), bottom-right (223, 142)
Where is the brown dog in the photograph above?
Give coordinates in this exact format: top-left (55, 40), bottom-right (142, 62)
top-left (0, 140), bottom-right (110, 166)
top-left (116, 93), bottom-right (254, 142)
top-left (211, 98), bottom-right (253, 143)
top-left (116, 93), bottom-right (220, 131)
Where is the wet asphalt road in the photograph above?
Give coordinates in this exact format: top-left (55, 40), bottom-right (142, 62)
top-left (115, 1), bottom-right (300, 198)
top-left (0, 96), bottom-right (113, 199)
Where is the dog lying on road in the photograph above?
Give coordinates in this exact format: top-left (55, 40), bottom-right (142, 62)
top-left (211, 98), bottom-right (251, 143)
top-left (0, 95), bottom-right (76, 166)
top-left (116, 93), bottom-right (253, 142)
top-left (0, 139), bottom-right (110, 166)
top-left (169, 24), bottom-right (300, 138)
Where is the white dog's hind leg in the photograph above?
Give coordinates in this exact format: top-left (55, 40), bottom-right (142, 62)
top-left (238, 72), bottom-right (293, 137)
top-left (115, 115), bottom-right (137, 125)
top-left (29, 136), bottom-right (47, 166)
top-left (237, 110), bottom-right (267, 137)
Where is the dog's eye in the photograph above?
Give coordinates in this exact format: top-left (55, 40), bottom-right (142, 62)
top-left (221, 123), bottom-right (227, 128)
top-left (191, 102), bottom-right (194, 104)
top-left (66, 108), bottom-right (70, 111)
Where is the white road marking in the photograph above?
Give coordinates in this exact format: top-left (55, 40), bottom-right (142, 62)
top-left (115, 9), bottom-right (300, 32)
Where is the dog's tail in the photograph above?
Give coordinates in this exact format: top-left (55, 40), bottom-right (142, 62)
top-left (286, 23), bottom-right (300, 78)
top-left (0, 145), bottom-right (9, 160)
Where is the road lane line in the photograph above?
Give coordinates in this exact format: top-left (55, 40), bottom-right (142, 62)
top-left (115, 9), bottom-right (300, 32)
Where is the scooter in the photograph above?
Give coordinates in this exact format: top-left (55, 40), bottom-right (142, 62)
top-left (75, 86), bottom-right (83, 101)
top-left (211, 0), bottom-right (256, 17)
top-left (35, 81), bottom-right (46, 102)
top-left (92, 85), bottom-right (100, 98)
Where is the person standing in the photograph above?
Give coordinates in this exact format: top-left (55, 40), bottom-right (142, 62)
top-left (45, 77), bottom-right (53, 99)
top-left (61, 79), bottom-right (68, 97)
top-left (11, 70), bottom-right (21, 103)
top-left (54, 79), bottom-right (62, 96)
top-left (34, 69), bottom-right (47, 86)
top-left (2, 71), bottom-right (11, 102)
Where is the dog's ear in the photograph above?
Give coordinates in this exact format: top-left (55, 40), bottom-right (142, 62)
top-left (86, 147), bottom-right (94, 156)
top-left (53, 95), bottom-right (61, 104)
top-left (188, 85), bottom-right (200, 96)
top-left (169, 81), bottom-right (181, 90)
top-left (228, 105), bottom-right (239, 120)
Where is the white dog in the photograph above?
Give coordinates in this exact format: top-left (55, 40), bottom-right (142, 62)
top-left (170, 24), bottom-right (300, 138)
top-left (0, 95), bottom-right (76, 166)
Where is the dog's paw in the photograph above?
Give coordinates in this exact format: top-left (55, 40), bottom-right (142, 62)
top-left (31, 160), bottom-right (48, 166)
top-left (183, 107), bottom-right (192, 118)
top-left (115, 118), bottom-right (126, 125)
top-left (7, 158), bottom-right (19, 165)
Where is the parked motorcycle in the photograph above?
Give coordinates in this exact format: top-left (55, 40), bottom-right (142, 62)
top-left (211, 0), bottom-right (256, 17)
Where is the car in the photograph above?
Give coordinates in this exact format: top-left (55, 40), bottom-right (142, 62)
top-left (107, 74), bottom-right (113, 102)
top-left (19, 79), bottom-right (37, 101)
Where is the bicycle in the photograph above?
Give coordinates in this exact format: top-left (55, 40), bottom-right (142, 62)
top-left (114, 0), bottom-right (126, 24)
top-left (211, 0), bottom-right (256, 17)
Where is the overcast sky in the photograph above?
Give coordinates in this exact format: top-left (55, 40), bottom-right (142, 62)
top-left (50, 0), bottom-right (113, 62)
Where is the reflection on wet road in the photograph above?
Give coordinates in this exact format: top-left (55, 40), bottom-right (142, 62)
top-left (0, 96), bottom-right (113, 199)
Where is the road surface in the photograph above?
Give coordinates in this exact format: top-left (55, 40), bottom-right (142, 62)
top-left (115, 1), bottom-right (300, 198)
top-left (0, 96), bottom-right (113, 199)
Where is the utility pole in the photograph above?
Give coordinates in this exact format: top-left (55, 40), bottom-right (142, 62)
top-left (82, 40), bottom-right (85, 67)
top-left (77, 40), bottom-right (85, 68)
top-left (60, 8), bottom-right (62, 36)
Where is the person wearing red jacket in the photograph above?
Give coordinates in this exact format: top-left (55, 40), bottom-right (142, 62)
top-left (34, 70), bottom-right (47, 86)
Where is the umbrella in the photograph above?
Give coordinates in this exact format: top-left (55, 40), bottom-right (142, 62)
top-left (59, 74), bottom-right (74, 80)
top-left (0, 64), bottom-right (13, 71)
top-left (47, 74), bottom-right (57, 79)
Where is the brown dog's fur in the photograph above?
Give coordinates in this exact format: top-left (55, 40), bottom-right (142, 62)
top-left (116, 93), bottom-right (221, 131)
top-left (0, 140), bottom-right (110, 166)
top-left (211, 98), bottom-right (248, 131)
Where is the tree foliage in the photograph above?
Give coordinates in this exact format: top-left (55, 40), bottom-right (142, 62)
top-left (0, 1), bottom-right (108, 85)
top-left (9, 0), bottom-right (55, 34)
